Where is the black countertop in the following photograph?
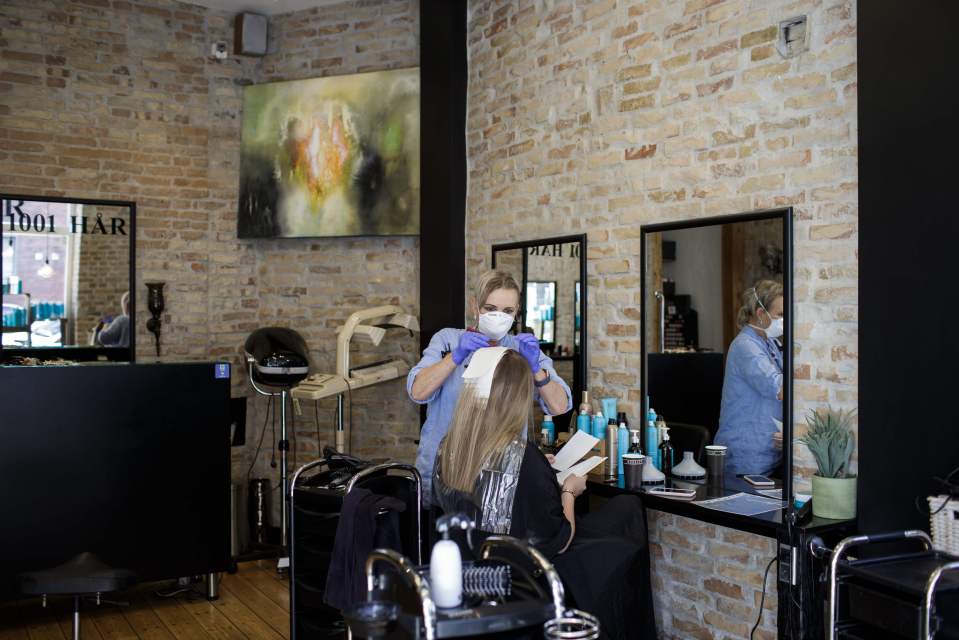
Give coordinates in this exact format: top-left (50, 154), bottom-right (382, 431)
top-left (587, 473), bottom-right (854, 538)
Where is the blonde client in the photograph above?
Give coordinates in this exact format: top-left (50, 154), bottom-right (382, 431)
top-left (433, 347), bottom-right (656, 640)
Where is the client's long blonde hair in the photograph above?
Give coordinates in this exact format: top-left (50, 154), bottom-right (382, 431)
top-left (438, 350), bottom-right (533, 493)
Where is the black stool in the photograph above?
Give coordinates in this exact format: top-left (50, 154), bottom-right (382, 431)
top-left (17, 552), bottom-right (136, 640)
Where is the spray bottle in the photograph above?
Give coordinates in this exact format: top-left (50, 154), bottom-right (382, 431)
top-left (605, 420), bottom-right (618, 480)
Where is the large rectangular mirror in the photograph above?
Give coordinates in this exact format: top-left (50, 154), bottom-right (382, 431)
top-left (1, 195), bottom-right (135, 362)
top-left (641, 210), bottom-right (793, 497)
top-left (493, 234), bottom-right (587, 433)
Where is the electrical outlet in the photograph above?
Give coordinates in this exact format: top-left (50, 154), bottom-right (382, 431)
top-left (777, 16), bottom-right (808, 58)
top-left (778, 543), bottom-right (797, 585)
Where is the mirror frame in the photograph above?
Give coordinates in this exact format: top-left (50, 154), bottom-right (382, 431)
top-left (640, 208), bottom-right (794, 502)
top-left (1, 194), bottom-right (136, 363)
top-left (492, 234), bottom-right (588, 425)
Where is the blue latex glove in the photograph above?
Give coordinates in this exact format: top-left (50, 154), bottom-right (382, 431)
top-left (515, 333), bottom-right (542, 374)
top-left (452, 331), bottom-right (490, 365)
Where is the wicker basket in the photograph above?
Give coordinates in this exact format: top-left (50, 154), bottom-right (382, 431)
top-left (928, 495), bottom-right (959, 555)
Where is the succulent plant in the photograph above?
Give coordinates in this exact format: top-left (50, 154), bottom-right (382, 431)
top-left (799, 406), bottom-right (856, 479)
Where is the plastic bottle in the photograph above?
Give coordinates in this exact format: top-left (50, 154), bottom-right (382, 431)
top-left (658, 426), bottom-right (675, 477)
top-left (656, 415), bottom-right (667, 449)
top-left (542, 414), bottom-right (555, 446)
top-left (592, 411), bottom-right (607, 440)
top-left (628, 429), bottom-right (642, 453)
top-left (576, 391), bottom-right (592, 436)
top-left (430, 525), bottom-right (462, 608)
top-left (646, 408), bottom-right (659, 469)
top-left (617, 420), bottom-right (630, 475)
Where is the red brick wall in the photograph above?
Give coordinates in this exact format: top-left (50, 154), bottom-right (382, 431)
top-left (0, 0), bottom-right (422, 487)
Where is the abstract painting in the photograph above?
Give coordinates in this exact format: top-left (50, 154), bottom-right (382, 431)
top-left (238, 67), bottom-right (420, 238)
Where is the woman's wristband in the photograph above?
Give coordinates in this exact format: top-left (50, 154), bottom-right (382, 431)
top-left (561, 489), bottom-right (576, 498)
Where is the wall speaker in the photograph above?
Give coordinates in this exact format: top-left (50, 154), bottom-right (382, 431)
top-left (235, 12), bottom-right (268, 56)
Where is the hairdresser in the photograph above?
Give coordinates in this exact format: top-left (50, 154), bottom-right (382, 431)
top-left (408, 269), bottom-right (572, 504)
top-left (715, 280), bottom-right (784, 476)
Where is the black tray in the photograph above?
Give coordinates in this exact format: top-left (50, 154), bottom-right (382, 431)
top-left (842, 550), bottom-right (959, 598)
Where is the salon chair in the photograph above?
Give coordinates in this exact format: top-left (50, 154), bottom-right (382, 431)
top-left (17, 552), bottom-right (136, 640)
top-left (345, 536), bottom-right (596, 640)
top-left (665, 421), bottom-right (711, 464)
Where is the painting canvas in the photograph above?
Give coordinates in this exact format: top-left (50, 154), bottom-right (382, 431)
top-left (238, 67), bottom-right (420, 238)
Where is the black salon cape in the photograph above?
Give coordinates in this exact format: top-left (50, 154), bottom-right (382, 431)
top-left (511, 444), bottom-right (657, 640)
top-left (324, 487), bottom-right (406, 612)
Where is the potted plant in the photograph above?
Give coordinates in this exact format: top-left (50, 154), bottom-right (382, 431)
top-left (799, 406), bottom-right (857, 519)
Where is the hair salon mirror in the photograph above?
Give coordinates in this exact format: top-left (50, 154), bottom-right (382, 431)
top-left (641, 210), bottom-right (793, 497)
top-left (492, 234), bottom-right (587, 432)
top-left (1, 195), bottom-right (136, 363)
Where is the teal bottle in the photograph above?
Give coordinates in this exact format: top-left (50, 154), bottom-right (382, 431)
top-left (592, 412), bottom-right (607, 440)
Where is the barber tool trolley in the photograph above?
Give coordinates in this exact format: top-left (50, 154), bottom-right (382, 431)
top-left (812, 530), bottom-right (959, 640)
top-left (289, 454), bottom-right (423, 637)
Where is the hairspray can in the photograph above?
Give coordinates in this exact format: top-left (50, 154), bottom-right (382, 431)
top-left (605, 420), bottom-right (618, 480)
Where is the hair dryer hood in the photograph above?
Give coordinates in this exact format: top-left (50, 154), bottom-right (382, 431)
top-left (244, 327), bottom-right (311, 387)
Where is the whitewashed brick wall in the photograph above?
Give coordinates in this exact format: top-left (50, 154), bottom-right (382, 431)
top-left (465, 0), bottom-right (858, 634)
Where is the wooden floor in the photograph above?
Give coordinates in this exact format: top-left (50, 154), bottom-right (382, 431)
top-left (0, 561), bottom-right (295, 640)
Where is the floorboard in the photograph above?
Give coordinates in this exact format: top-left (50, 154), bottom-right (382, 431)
top-left (2, 564), bottom-right (291, 640)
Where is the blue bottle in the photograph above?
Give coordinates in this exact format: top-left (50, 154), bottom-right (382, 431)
top-left (576, 391), bottom-right (592, 436)
top-left (616, 417), bottom-right (629, 475)
top-left (646, 408), bottom-right (660, 468)
top-left (592, 411), bottom-right (607, 440)
top-left (542, 415), bottom-right (555, 446)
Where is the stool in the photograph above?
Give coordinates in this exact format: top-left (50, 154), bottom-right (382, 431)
top-left (17, 552), bottom-right (136, 640)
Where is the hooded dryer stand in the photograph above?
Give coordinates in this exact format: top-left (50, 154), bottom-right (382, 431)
top-left (247, 365), bottom-right (292, 568)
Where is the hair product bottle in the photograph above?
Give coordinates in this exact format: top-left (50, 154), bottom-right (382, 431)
top-left (605, 422), bottom-right (618, 480)
top-left (646, 408), bottom-right (660, 469)
top-left (576, 391), bottom-right (592, 436)
top-left (617, 420), bottom-right (629, 475)
top-left (592, 411), bottom-right (607, 440)
top-left (542, 414), bottom-right (555, 446)
top-left (658, 426), bottom-right (674, 477)
top-left (628, 429), bottom-right (642, 453)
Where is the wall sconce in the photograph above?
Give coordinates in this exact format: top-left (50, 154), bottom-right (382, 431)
top-left (145, 282), bottom-right (165, 357)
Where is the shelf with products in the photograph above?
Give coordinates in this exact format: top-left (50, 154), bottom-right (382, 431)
top-left (1, 292), bottom-right (32, 346)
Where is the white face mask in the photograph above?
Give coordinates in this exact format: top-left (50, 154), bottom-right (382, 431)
top-left (750, 291), bottom-right (784, 339)
top-left (765, 317), bottom-right (784, 339)
top-left (477, 311), bottom-right (514, 341)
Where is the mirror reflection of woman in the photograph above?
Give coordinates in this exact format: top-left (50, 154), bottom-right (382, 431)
top-left (408, 270), bottom-right (572, 505)
top-left (715, 280), bottom-right (784, 476)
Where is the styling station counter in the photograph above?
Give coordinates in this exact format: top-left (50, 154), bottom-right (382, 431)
top-left (588, 475), bottom-right (854, 639)
top-left (0, 362), bottom-right (232, 602)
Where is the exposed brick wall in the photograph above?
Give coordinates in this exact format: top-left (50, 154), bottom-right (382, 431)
top-left (466, 0), bottom-right (858, 634)
top-left (0, 0), bottom-right (422, 493)
top-left (648, 510), bottom-right (777, 640)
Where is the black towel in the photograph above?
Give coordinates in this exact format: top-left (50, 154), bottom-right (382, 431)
top-left (323, 487), bottom-right (407, 612)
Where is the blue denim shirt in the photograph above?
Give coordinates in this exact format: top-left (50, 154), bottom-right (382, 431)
top-left (408, 328), bottom-right (572, 505)
top-left (715, 326), bottom-right (783, 476)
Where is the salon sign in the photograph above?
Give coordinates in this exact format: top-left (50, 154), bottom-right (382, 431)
top-left (528, 243), bottom-right (580, 258)
top-left (3, 199), bottom-right (128, 236)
